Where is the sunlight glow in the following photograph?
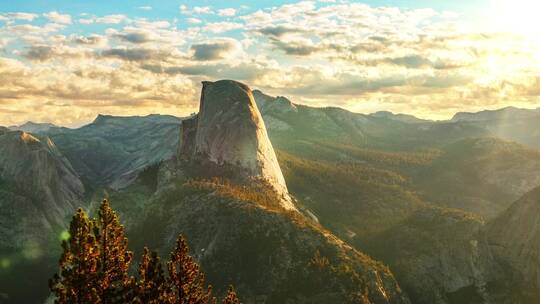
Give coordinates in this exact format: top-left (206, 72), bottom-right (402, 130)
top-left (59, 230), bottom-right (70, 241)
top-left (489, 0), bottom-right (540, 37)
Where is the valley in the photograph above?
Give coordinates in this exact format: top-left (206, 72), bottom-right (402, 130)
top-left (1, 81), bottom-right (540, 303)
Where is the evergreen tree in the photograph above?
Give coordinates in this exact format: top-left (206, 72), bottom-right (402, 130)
top-left (167, 235), bottom-right (213, 304)
top-left (50, 202), bottom-right (240, 304)
top-left (135, 247), bottom-right (170, 303)
top-left (222, 286), bottom-right (240, 304)
top-left (94, 199), bottom-right (134, 303)
top-left (49, 208), bottom-right (101, 304)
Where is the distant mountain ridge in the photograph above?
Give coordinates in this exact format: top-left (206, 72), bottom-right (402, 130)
top-left (44, 114), bottom-right (182, 190)
top-left (451, 106), bottom-right (540, 122)
top-left (9, 121), bottom-right (59, 134)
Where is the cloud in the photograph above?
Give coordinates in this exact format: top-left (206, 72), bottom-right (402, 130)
top-left (142, 62), bottom-right (267, 81)
top-left (203, 22), bottom-right (243, 33)
top-left (1, 0), bottom-right (540, 125)
top-left (190, 39), bottom-right (240, 61)
top-left (43, 11), bottom-right (72, 24)
top-left (100, 48), bottom-right (168, 62)
top-left (71, 35), bottom-right (107, 46)
top-left (257, 25), bottom-right (305, 38)
top-left (217, 8), bottom-right (236, 17)
top-left (187, 18), bottom-right (202, 24)
top-left (180, 5), bottom-right (214, 15)
top-left (113, 31), bottom-right (154, 44)
top-left (96, 15), bottom-right (127, 24)
top-left (138, 6), bottom-right (152, 11)
top-left (193, 6), bottom-right (213, 14)
top-left (22, 45), bottom-right (54, 61)
top-left (78, 14), bottom-right (127, 24)
top-left (2, 12), bottom-right (38, 21)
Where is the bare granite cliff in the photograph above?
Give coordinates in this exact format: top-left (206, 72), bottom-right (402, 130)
top-left (178, 80), bottom-right (296, 210)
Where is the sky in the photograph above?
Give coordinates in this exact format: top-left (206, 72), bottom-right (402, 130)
top-left (0, 0), bottom-right (539, 126)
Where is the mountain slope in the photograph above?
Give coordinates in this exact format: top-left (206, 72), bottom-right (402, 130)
top-left (45, 114), bottom-right (182, 190)
top-left (0, 128), bottom-right (84, 247)
top-left (143, 80), bottom-right (410, 303)
top-left (487, 187), bottom-right (540, 300)
top-left (451, 107), bottom-right (540, 148)
top-left (0, 128), bottom-right (85, 303)
top-left (413, 138), bottom-right (540, 218)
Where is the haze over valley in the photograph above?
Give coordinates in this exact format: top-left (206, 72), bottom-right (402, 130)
top-left (1, 1), bottom-right (540, 303)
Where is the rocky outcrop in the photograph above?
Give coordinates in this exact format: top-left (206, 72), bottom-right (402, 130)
top-left (178, 80), bottom-right (296, 210)
top-left (0, 130), bottom-right (85, 249)
top-left (487, 187), bottom-right (540, 291)
top-left (365, 206), bottom-right (500, 304)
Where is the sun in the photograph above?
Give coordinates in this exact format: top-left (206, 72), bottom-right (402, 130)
top-left (489, 0), bottom-right (540, 36)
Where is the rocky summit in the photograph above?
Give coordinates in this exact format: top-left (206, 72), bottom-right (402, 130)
top-left (0, 129), bottom-right (84, 249)
top-left (178, 80), bottom-right (296, 210)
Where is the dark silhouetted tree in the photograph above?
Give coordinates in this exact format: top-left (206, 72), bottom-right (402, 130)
top-left (94, 199), bottom-right (134, 303)
top-left (49, 208), bottom-right (100, 304)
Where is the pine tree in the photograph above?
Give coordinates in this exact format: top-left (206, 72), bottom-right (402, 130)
top-left (222, 285), bottom-right (240, 304)
top-left (49, 208), bottom-right (101, 304)
top-left (135, 247), bottom-right (170, 303)
top-left (50, 203), bottom-right (240, 304)
top-left (167, 235), bottom-right (213, 304)
top-left (94, 199), bottom-right (134, 303)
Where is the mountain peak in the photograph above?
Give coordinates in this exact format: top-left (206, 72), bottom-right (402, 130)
top-left (178, 80), bottom-right (296, 211)
top-left (9, 121), bottom-right (57, 134)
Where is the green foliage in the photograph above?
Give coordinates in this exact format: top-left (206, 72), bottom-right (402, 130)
top-left (166, 235), bottom-right (214, 304)
top-left (277, 151), bottom-right (425, 239)
top-left (222, 286), bottom-right (240, 304)
top-left (50, 200), bottom-right (238, 304)
top-left (49, 208), bottom-right (101, 303)
top-left (184, 177), bottom-right (288, 211)
top-left (134, 248), bottom-right (169, 304)
top-left (95, 199), bottom-right (134, 303)
top-left (141, 178), bottom-right (392, 303)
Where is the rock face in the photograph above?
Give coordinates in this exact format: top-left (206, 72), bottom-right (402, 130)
top-left (487, 187), bottom-right (540, 290)
top-left (366, 207), bottom-right (499, 304)
top-left (0, 129), bottom-right (85, 249)
top-left (179, 80), bottom-right (295, 210)
top-left (46, 114), bottom-right (182, 189)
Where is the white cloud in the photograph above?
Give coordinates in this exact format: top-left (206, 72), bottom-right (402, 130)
top-left (96, 15), bottom-right (127, 24)
top-left (193, 6), bottom-right (213, 14)
top-left (217, 8), bottom-right (236, 17)
top-left (138, 6), bottom-right (152, 11)
top-left (43, 11), bottom-right (72, 24)
top-left (78, 14), bottom-right (127, 24)
top-left (3, 12), bottom-right (38, 21)
top-left (203, 22), bottom-right (243, 34)
top-left (2, 0), bottom-right (540, 125)
top-left (187, 18), bottom-right (202, 24)
top-left (79, 18), bottom-right (94, 24)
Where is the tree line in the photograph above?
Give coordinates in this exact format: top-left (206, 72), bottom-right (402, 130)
top-left (49, 199), bottom-right (239, 304)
